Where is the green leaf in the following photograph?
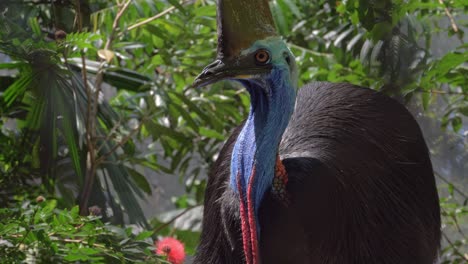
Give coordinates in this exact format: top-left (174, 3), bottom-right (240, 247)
top-left (27, 17), bottom-right (41, 37)
top-left (127, 167), bottom-right (152, 195)
top-left (369, 22), bottom-right (393, 41)
top-left (3, 70), bottom-right (34, 106)
top-left (460, 106), bottom-right (468, 116)
top-left (57, 88), bottom-right (83, 179)
top-left (170, 102), bottom-right (199, 132)
top-left (199, 127), bottom-right (224, 140)
top-left (279, 0), bottom-right (302, 18)
top-left (172, 92), bottom-right (223, 130)
top-left (422, 92), bottom-right (431, 110)
top-left (135, 230), bottom-right (154, 241)
top-left (451, 117), bottom-right (462, 132)
top-left (42, 199), bottom-right (58, 214)
top-left (271, 0), bottom-right (288, 35)
top-left (145, 119), bottom-right (188, 143)
top-left (448, 183), bottom-right (454, 196)
top-left (167, 0), bottom-right (186, 13)
top-left (0, 61), bottom-right (24, 70)
top-left (426, 52), bottom-right (468, 81)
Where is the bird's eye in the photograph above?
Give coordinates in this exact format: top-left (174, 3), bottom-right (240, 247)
top-left (254, 49), bottom-right (270, 65)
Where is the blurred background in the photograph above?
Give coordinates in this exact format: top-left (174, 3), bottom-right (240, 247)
top-left (0, 0), bottom-right (466, 263)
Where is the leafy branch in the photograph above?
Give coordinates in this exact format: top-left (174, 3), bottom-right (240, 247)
top-left (152, 205), bottom-right (198, 235)
top-left (437, 0), bottom-right (462, 42)
top-left (124, 0), bottom-right (195, 33)
top-left (442, 232), bottom-right (468, 261)
top-left (78, 0), bottom-right (132, 216)
top-left (96, 116), bottom-right (146, 164)
top-left (418, 89), bottom-right (468, 96)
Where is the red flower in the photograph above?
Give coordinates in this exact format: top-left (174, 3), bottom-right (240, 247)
top-left (155, 237), bottom-right (186, 264)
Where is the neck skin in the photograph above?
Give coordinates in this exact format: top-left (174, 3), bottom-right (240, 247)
top-left (230, 66), bottom-right (296, 263)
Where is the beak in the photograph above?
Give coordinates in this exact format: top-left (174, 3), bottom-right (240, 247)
top-left (193, 56), bottom-right (273, 88)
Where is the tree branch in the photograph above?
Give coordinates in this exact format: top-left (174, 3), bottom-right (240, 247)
top-left (96, 119), bottom-right (123, 153)
top-left (442, 232), bottom-right (468, 261)
top-left (125, 0), bottom-right (194, 32)
top-left (435, 171), bottom-right (468, 200)
top-left (153, 206), bottom-right (198, 235)
top-left (79, 0), bottom-right (132, 216)
top-left (96, 117), bottom-right (145, 165)
top-left (438, 0), bottom-right (464, 44)
top-left (105, 0), bottom-right (132, 50)
top-left (75, 0), bottom-right (98, 216)
top-left (417, 88), bottom-right (468, 96)
top-left (94, 0), bottom-right (132, 91)
top-left (288, 42), bottom-right (334, 58)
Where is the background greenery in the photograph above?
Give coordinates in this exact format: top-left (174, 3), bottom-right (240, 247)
top-left (0, 0), bottom-right (466, 263)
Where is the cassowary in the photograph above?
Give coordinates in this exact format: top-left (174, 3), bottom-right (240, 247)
top-left (192, 0), bottom-right (441, 263)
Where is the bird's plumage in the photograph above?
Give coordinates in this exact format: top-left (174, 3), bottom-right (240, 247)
top-left (194, 82), bottom-right (440, 264)
top-left (193, 0), bottom-right (440, 263)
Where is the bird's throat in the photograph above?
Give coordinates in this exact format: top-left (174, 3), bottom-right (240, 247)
top-left (230, 71), bottom-right (296, 264)
top-left (231, 111), bottom-right (265, 264)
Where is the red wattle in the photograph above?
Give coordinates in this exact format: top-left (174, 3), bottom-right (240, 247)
top-left (247, 167), bottom-right (259, 264)
top-left (237, 174), bottom-right (253, 264)
top-left (237, 167), bottom-right (260, 264)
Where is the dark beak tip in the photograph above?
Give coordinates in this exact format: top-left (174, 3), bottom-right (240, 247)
top-left (191, 78), bottom-right (203, 89)
top-left (192, 72), bottom-right (209, 88)
top-left (192, 59), bottom-right (226, 88)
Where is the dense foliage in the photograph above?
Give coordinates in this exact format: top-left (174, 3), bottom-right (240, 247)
top-left (0, 198), bottom-right (159, 263)
top-left (0, 0), bottom-right (466, 262)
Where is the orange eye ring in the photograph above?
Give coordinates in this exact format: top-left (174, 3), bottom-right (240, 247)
top-left (255, 49), bottom-right (270, 64)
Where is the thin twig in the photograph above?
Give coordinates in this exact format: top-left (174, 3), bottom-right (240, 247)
top-left (96, 119), bottom-right (123, 153)
top-left (49, 236), bottom-right (108, 249)
top-left (435, 171), bottom-right (468, 200)
top-left (16, 208), bottom-right (38, 249)
top-left (79, 0), bottom-right (132, 216)
top-left (287, 43), bottom-right (333, 58)
top-left (153, 206), bottom-right (198, 235)
top-left (441, 207), bottom-right (467, 240)
top-left (417, 89), bottom-right (468, 96)
top-left (96, 117), bottom-right (146, 164)
top-left (95, 0), bottom-right (132, 91)
top-left (438, 0), bottom-right (459, 33)
top-left (442, 232), bottom-right (468, 261)
top-left (105, 0), bottom-right (132, 50)
top-left (79, 57), bottom-right (95, 177)
top-left (452, 214), bottom-right (467, 239)
top-left (438, 0), bottom-right (464, 44)
top-left (75, 0), bottom-right (97, 216)
top-left (125, 0), bottom-right (193, 33)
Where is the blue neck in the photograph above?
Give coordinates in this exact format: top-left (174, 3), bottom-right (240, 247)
top-left (230, 67), bottom-right (296, 220)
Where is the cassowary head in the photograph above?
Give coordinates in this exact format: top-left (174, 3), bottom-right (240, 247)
top-left (193, 0), bottom-right (298, 92)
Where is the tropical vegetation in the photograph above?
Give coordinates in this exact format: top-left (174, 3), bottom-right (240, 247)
top-left (0, 0), bottom-right (466, 262)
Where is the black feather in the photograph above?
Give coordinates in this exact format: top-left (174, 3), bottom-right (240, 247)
top-left (194, 82), bottom-right (440, 264)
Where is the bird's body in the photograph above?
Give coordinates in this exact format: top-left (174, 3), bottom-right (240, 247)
top-left (194, 82), bottom-right (440, 264)
top-left (193, 1), bottom-right (440, 263)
